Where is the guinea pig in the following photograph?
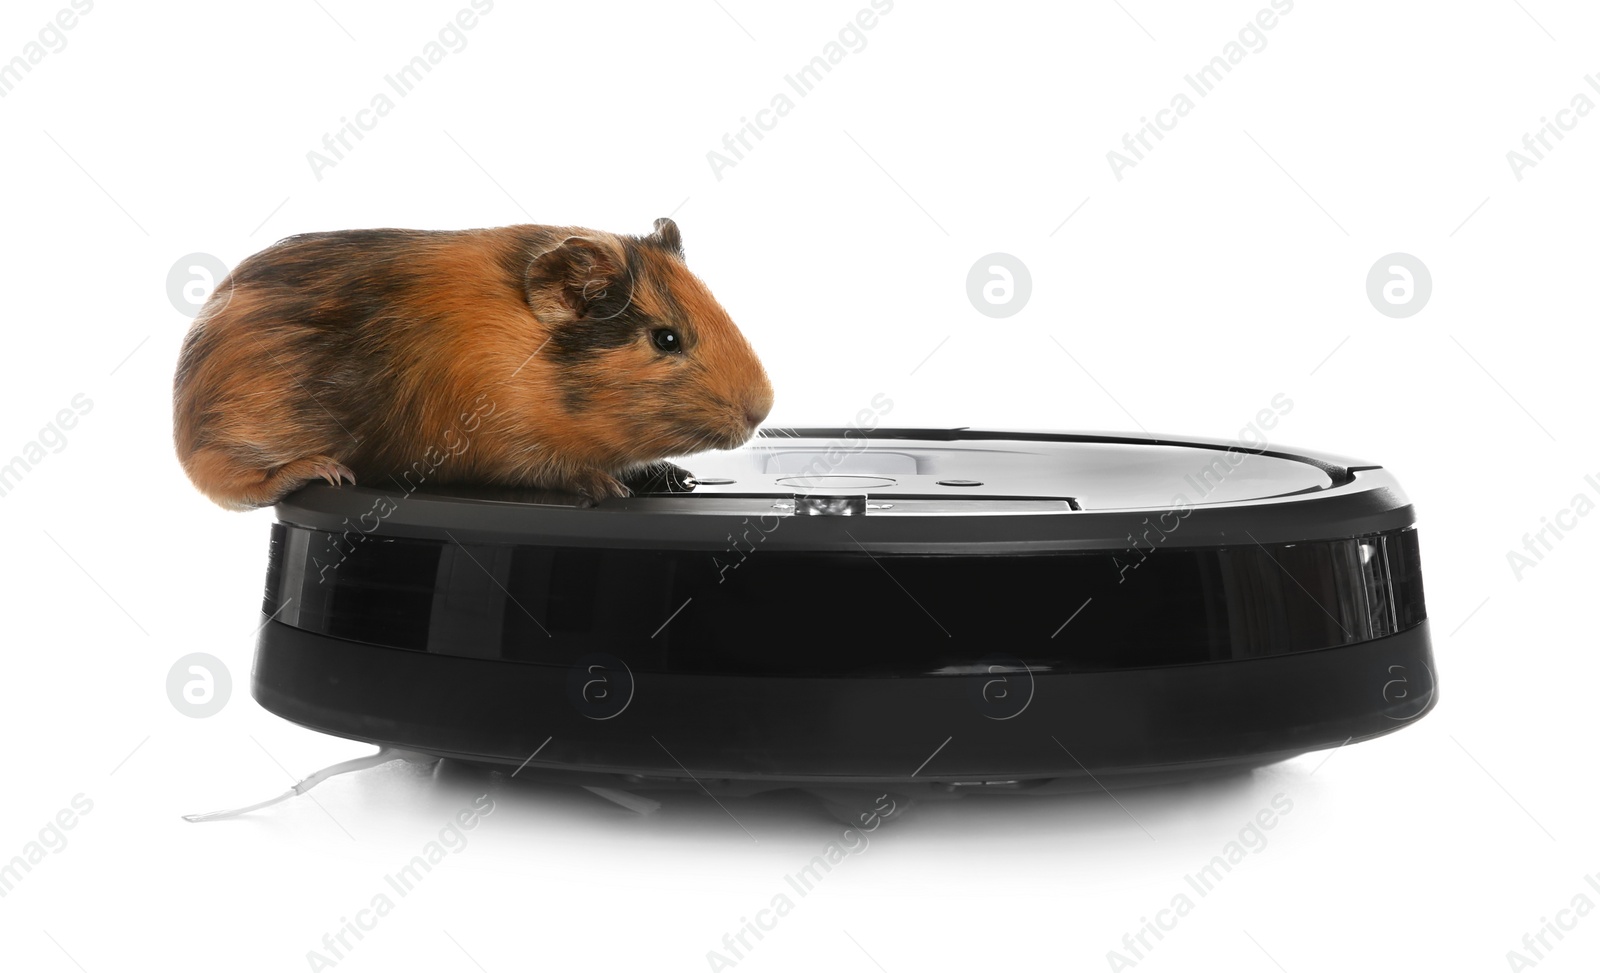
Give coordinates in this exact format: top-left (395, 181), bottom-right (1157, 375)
top-left (172, 218), bottom-right (774, 510)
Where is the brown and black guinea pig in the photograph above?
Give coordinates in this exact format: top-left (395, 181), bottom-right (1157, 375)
top-left (172, 217), bottom-right (774, 509)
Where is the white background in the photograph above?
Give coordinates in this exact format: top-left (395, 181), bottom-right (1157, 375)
top-left (1, 1), bottom-right (1596, 970)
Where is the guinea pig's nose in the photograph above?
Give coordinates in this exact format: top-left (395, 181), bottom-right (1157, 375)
top-left (743, 397), bottom-right (771, 429)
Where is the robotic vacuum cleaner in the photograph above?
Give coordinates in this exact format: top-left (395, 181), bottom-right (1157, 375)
top-left (251, 428), bottom-right (1435, 809)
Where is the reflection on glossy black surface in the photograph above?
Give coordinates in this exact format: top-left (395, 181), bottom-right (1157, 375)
top-left (263, 524), bottom-right (1425, 676)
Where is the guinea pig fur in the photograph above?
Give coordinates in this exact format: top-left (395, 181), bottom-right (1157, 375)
top-left (172, 218), bottom-right (774, 509)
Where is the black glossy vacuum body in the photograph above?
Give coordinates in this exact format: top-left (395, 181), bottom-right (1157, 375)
top-left (252, 429), bottom-right (1435, 797)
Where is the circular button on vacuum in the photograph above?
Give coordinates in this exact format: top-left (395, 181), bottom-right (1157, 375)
top-left (938, 479), bottom-right (984, 487)
top-left (775, 475), bottom-right (897, 490)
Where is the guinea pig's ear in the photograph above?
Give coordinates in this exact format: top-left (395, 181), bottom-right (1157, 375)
top-left (647, 217), bottom-right (684, 258)
top-left (524, 236), bottom-right (623, 320)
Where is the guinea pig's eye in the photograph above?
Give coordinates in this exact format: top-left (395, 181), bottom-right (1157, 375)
top-left (651, 328), bottom-right (683, 354)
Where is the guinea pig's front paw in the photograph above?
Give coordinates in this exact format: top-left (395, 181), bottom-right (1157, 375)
top-left (622, 461), bottom-right (697, 494)
top-left (564, 469), bottom-right (633, 507)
